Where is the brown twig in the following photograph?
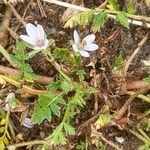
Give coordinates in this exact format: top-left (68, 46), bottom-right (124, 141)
top-left (9, 4), bottom-right (27, 27)
top-left (7, 140), bottom-right (46, 150)
top-left (126, 80), bottom-right (150, 90)
top-left (122, 32), bottom-right (150, 77)
top-left (77, 109), bottom-right (102, 133)
top-left (0, 65), bottom-right (53, 85)
top-left (91, 126), bottom-right (122, 150)
top-left (98, 132), bottom-right (122, 150)
top-left (114, 87), bottom-right (150, 120)
top-left (0, 75), bottom-right (48, 95)
top-left (99, 0), bottom-right (107, 8)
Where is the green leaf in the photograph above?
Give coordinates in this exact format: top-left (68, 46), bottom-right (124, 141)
top-left (138, 144), bottom-right (150, 150)
top-left (56, 96), bottom-right (66, 105)
top-left (127, 0), bottom-right (136, 15)
top-left (0, 44), bottom-right (14, 66)
top-left (22, 64), bottom-right (36, 82)
top-left (46, 81), bottom-right (61, 91)
top-left (64, 123), bottom-right (75, 135)
top-left (32, 94), bottom-right (52, 124)
top-left (95, 105), bottom-right (111, 129)
top-left (82, 87), bottom-right (96, 96)
top-left (76, 69), bottom-right (86, 82)
top-left (92, 11), bottom-right (108, 32)
top-left (64, 11), bottom-right (93, 28)
top-left (0, 140), bottom-right (5, 150)
top-left (50, 103), bottom-right (61, 117)
top-left (51, 131), bottom-right (67, 145)
top-left (61, 79), bottom-right (73, 94)
top-left (0, 127), bottom-right (5, 133)
top-left (76, 141), bottom-right (86, 150)
top-left (116, 11), bottom-right (129, 28)
top-left (11, 41), bottom-right (36, 82)
top-left (113, 54), bottom-right (124, 74)
top-left (12, 41), bottom-right (27, 62)
top-left (53, 48), bottom-right (69, 60)
top-left (78, 11), bottom-right (93, 28)
top-left (108, 0), bottom-right (119, 11)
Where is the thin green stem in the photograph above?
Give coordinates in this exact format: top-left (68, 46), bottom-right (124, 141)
top-left (128, 129), bottom-right (150, 144)
top-left (45, 51), bottom-right (72, 84)
top-left (48, 92), bottom-right (63, 106)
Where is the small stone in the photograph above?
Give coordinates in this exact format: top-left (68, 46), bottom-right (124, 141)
top-left (115, 136), bottom-right (125, 144)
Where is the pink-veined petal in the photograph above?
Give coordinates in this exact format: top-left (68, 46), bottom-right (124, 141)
top-left (79, 50), bottom-right (90, 57)
top-left (37, 24), bottom-right (45, 40)
top-left (72, 44), bottom-right (79, 52)
top-left (33, 39), bottom-right (49, 50)
top-left (26, 23), bottom-right (37, 39)
top-left (20, 35), bottom-right (36, 45)
top-left (83, 43), bottom-right (99, 51)
top-left (83, 34), bottom-right (95, 44)
top-left (73, 30), bottom-right (79, 44)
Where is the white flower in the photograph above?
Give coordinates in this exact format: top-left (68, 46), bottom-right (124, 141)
top-left (20, 23), bottom-right (48, 50)
top-left (22, 117), bottom-right (33, 128)
top-left (72, 30), bottom-right (99, 57)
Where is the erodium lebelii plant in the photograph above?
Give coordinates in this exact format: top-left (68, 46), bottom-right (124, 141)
top-left (72, 30), bottom-right (99, 57)
top-left (20, 23), bottom-right (48, 50)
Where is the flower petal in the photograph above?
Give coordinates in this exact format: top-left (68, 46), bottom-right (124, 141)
top-left (20, 35), bottom-right (36, 45)
top-left (83, 34), bottom-right (95, 44)
top-left (83, 43), bottom-right (99, 51)
top-left (37, 24), bottom-right (45, 40)
top-left (33, 39), bottom-right (49, 50)
top-left (22, 117), bottom-right (33, 128)
top-left (72, 44), bottom-right (79, 52)
top-left (73, 30), bottom-right (79, 44)
top-left (79, 50), bottom-right (90, 57)
top-left (44, 39), bottom-right (49, 48)
top-left (26, 23), bottom-right (37, 39)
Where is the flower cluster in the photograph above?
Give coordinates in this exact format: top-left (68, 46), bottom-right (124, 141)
top-left (20, 23), bottom-right (99, 57)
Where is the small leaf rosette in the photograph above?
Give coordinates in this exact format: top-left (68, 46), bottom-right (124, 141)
top-left (20, 23), bottom-right (48, 50)
top-left (72, 30), bottom-right (99, 57)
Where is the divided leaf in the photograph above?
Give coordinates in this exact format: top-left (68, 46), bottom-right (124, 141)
top-left (53, 48), bottom-right (69, 60)
top-left (61, 79), bottom-right (73, 94)
top-left (64, 123), bottom-right (75, 135)
top-left (32, 94), bottom-right (52, 124)
top-left (32, 94), bottom-right (65, 125)
top-left (50, 130), bottom-right (67, 145)
top-left (95, 105), bottom-right (111, 129)
top-left (65, 11), bottom-right (93, 28)
top-left (116, 11), bottom-right (129, 28)
top-left (127, 0), bottom-right (136, 15)
top-left (107, 0), bottom-right (119, 11)
top-left (92, 11), bottom-right (108, 32)
top-left (11, 41), bottom-right (36, 82)
top-left (75, 69), bottom-right (86, 82)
